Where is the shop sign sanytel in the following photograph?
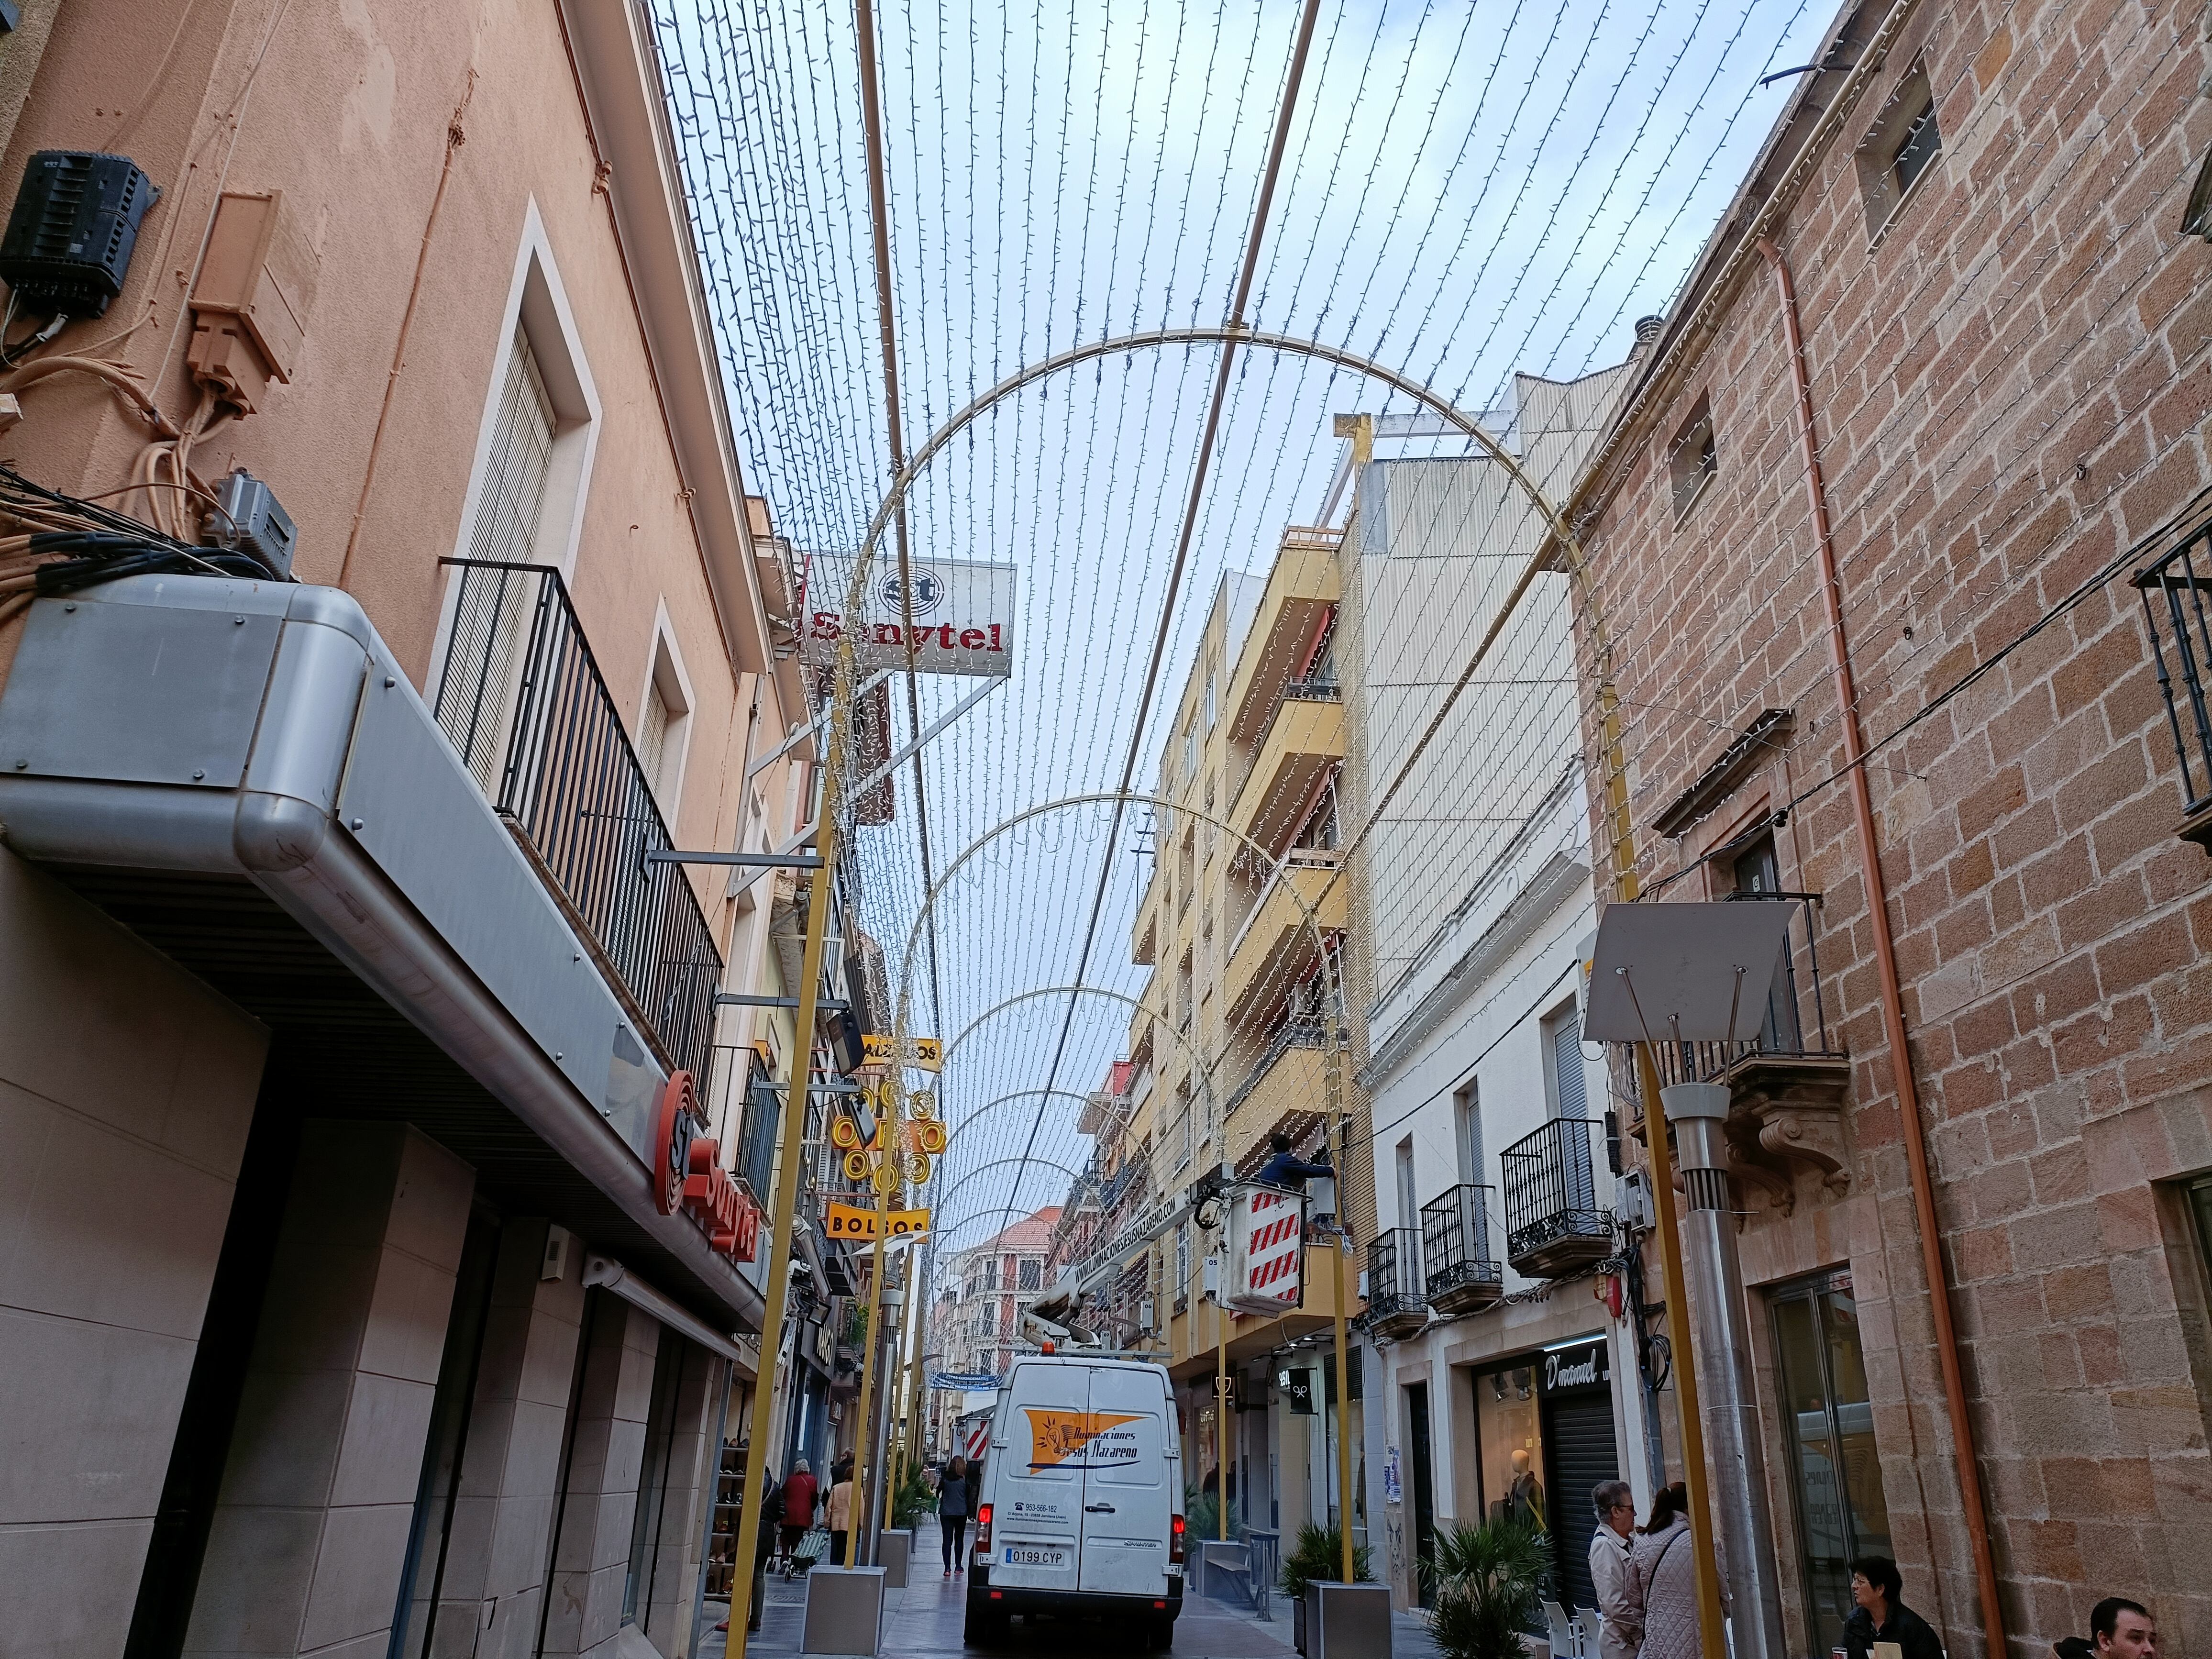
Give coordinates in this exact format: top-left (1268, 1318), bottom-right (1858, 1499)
top-left (800, 555), bottom-right (1018, 679)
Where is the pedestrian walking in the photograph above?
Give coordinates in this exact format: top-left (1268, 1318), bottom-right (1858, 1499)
top-left (939, 1452), bottom-right (972, 1578)
top-left (1842, 1557), bottom-right (1944, 1659)
top-left (780, 1459), bottom-right (818, 1564)
top-left (1587, 1480), bottom-right (1641, 1659)
top-left (1627, 1482), bottom-right (1728, 1659)
top-left (828, 1462), bottom-right (856, 1567)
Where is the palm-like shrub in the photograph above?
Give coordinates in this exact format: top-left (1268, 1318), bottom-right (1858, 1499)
top-left (1425, 1516), bottom-right (1549, 1659)
top-left (890, 1458), bottom-right (937, 1528)
top-left (1279, 1521), bottom-right (1374, 1597)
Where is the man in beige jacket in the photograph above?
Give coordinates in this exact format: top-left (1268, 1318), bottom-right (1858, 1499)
top-left (1588, 1480), bottom-right (1641, 1659)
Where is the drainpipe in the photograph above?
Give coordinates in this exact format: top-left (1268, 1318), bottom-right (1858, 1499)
top-left (1756, 236), bottom-right (2009, 1657)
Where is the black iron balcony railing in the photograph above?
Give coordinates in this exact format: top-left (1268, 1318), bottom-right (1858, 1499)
top-left (1419, 1184), bottom-right (1504, 1313)
top-left (738, 1074), bottom-right (781, 1203)
top-left (1499, 1117), bottom-right (1613, 1278)
top-left (1648, 891), bottom-right (1844, 1088)
top-left (1364, 1227), bottom-right (1426, 1332)
top-left (434, 558), bottom-right (722, 1080)
top-left (2135, 525), bottom-right (2212, 844)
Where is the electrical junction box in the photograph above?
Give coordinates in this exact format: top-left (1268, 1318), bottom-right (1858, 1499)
top-left (210, 469), bottom-right (297, 578)
top-left (188, 190), bottom-right (316, 411)
top-left (1224, 1182), bottom-right (1305, 1316)
top-left (0, 152), bottom-right (157, 317)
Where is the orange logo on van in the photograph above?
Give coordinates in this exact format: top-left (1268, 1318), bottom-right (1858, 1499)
top-left (1022, 1408), bottom-right (1144, 1470)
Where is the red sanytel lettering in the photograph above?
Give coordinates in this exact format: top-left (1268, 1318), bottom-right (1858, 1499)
top-left (937, 624), bottom-right (958, 648)
top-left (987, 623), bottom-right (1004, 652)
top-left (959, 627), bottom-right (985, 649)
top-left (810, 610), bottom-right (841, 641)
top-left (872, 621), bottom-right (903, 646)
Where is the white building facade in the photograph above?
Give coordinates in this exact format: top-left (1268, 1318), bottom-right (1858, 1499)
top-left (1349, 368), bottom-right (1666, 1614)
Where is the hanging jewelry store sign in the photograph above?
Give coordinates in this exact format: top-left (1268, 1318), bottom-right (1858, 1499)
top-left (799, 554), bottom-right (1018, 678)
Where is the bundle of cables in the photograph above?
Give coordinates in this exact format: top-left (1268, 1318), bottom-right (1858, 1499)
top-left (0, 462), bottom-right (289, 634)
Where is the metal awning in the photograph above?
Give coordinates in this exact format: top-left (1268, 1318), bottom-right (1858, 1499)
top-left (0, 575), bottom-right (763, 1333)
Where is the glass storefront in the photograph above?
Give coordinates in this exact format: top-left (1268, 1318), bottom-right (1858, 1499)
top-left (1471, 1340), bottom-right (1620, 1614)
top-left (1770, 1271), bottom-right (1892, 1657)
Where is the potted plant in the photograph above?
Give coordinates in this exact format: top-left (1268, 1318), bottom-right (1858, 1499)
top-left (1279, 1523), bottom-right (1374, 1654)
top-left (1424, 1516), bottom-right (1550, 1659)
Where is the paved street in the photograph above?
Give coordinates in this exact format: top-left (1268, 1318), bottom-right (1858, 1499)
top-left (708, 1569), bottom-right (1444, 1659)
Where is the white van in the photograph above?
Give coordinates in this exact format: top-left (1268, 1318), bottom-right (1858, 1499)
top-left (963, 1354), bottom-right (1185, 1647)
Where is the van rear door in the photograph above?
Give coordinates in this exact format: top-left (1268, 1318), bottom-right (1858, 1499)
top-left (1075, 1364), bottom-right (1172, 1597)
top-left (989, 1361), bottom-right (1083, 1593)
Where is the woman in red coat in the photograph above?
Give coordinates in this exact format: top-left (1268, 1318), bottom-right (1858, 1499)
top-left (779, 1460), bottom-right (818, 1563)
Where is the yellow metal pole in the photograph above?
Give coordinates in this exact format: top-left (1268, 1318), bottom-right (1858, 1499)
top-left (1216, 1292), bottom-right (1231, 1540)
top-left (723, 788), bottom-right (842, 1659)
top-left (1634, 1043), bottom-right (1727, 1659)
top-left (845, 1085), bottom-right (901, 1566)
top-left (1331, 414), bottom-right (1369, 1591)
top-left (1327, 1036), bottom-right (1355, 1586)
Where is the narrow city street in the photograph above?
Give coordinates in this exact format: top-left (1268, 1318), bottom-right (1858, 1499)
top-left (0, 0), bottom-right (2206, 1656)
top-left (715, 1569), bottom-right (1443, 1659)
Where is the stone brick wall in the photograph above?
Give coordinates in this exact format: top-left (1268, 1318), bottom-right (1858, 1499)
top-left (1571, 0), bottom-right (2212, 1651)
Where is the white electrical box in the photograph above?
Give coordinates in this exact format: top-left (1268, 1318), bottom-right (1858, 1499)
top-left (1224, 1183), bottom-right (1307, 1316)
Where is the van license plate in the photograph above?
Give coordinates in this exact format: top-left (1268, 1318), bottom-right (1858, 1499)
top-left (1004, 1545), bottom-right (1068, 1569)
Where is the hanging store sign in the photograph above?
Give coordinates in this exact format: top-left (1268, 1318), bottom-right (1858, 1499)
top-left (801, 554), bottom-right (1017, 678)
top-left (930, 1370), bottom-right (1004, 1392)
top-left (1225, 1183), bottom-right (1305, 1315)
top-left (825, 1200), bottom-right (931, 1241)
top-left (860, 1032), bottom-right (943, 1072)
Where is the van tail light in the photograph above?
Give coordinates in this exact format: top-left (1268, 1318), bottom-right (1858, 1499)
top-left (1170, 1512), bottom-right (1185, 1565)
top-left (975, 1503), bottom-right (994, 1557)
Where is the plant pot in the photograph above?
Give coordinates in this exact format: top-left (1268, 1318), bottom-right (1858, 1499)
top-left (1294, 1591), bottom-right (1306, 1654)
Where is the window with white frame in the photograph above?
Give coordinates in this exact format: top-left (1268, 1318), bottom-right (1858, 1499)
top-left (435, 210), bottom-right (601, 790)
top-left (637, 612), bottom-right (695, 814)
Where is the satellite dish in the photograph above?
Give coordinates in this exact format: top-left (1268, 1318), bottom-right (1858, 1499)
top-left (1583, 901), bottom-right (1796, 1044)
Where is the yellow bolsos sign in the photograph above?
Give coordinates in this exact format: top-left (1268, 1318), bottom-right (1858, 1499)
top-left (860, 1033), bottom-right (943, 1073)
top-left (825, 1200), bottom-right (931, 1241)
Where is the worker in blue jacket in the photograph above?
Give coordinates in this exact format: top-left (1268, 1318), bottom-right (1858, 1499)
top-left (1257, 1131), bottom-right (1333, 1190)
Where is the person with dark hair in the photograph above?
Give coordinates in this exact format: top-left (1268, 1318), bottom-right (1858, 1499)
top-left (1257, 1131), bottom-right (1333, 1190)
top-left (1628, 1482), bottom-right (1728, 1659)
top-left (1843, 1556), bottom-right (1945, 1659)
top-left (938, 1452), bottom-right (972, 1578)
top-left (2056, 1598), bottom-right (2158, 1659)
top-left (1588, 1480), bottom-right (1640, 1659)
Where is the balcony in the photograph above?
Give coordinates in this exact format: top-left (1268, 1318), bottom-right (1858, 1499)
top-left (0, 573), bottom-right (759, 1324)
top-left (1223, 855), bottom-right (1346, 1023)
top-left (1223, 529), bottom-right (1341, 746)
top-left (1500, 1117), bottom-right (1613, 1278)
top-left (2135, 524), bottom-right (2212, 849)
top-left (435, 559), bottom-right (722, 1080)
top-left (1229, 678), bottom-right (1344, 855)
top-left (1363, 1228), bottom-right (1427, 1340)
top-left (1419, 1184), bottom-right (1504, 1315)
top-left (1225, 1021), bottom-right (1328, 1173)
top-left (1645, 891), bottom-right (1850, 1212)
